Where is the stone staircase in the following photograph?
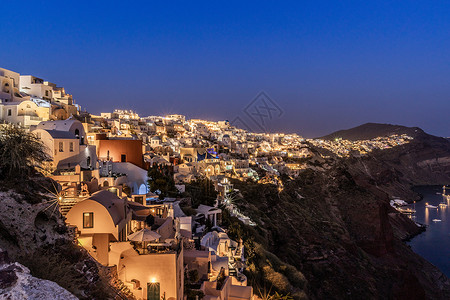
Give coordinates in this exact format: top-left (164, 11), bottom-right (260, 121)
top-left (100, 266), bottom-right (136, 300)
top-left (59, 198), bottom-right (82, 216)
top-left (110, 277), bottom-right (136, 300)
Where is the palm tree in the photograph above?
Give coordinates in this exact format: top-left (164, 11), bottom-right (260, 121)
top-left (0, 124), bottom-right (50, 178)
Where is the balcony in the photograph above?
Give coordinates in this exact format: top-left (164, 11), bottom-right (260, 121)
top-left (18, 111), bottom-right (38, 117)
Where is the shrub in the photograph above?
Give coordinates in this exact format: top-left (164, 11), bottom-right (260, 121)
top-left (0, 125), bottom-right (50, 179)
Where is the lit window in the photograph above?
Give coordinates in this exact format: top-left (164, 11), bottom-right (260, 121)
top-left (108, 188), bottom-right (118, 196)
top-left (69, 142), bottom-right (74, 152)
top-left (59, 142), bottom-right (64, 152)
top-left (83, 212), bottom-right (93, 228)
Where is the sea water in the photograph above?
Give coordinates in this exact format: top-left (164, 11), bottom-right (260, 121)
top-left (407, 186), bottom-right (450, 277)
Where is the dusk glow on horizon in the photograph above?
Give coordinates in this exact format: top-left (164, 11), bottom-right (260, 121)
top-left (1, 2), bottom-right (450, 298)
top-left (1, 1), bottom-right (449, 137)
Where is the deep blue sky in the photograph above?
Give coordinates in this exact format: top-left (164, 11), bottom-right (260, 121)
top-left (1, 1), bottom-right (449, 137)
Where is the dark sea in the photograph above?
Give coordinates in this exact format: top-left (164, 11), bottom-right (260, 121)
top-left (407, 186), bottom-right (450, 277)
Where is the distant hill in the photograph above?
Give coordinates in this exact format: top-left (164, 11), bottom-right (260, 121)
top-left (319, 123), bottom-right (425, 141)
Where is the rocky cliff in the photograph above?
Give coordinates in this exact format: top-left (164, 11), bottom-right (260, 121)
top-left (0, 249), bottom-right (77, 299)
top-left (229, 124), bottom-right (450, 299)
top-left (0, 176), bottom-right (119, 299)
top-left (319, 122), bottom-right (425, 141)
top-left (344, 125), bottom-right (450, 199)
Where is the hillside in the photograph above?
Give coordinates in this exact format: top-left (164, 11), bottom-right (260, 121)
top-left (0, 176), bottom-right (128, 299)
top-left (226, 126), bottom-right (450, 299)
top-left (344, 127), bottom-right (450, 203)
top-left (0, 249), bottom-right (77, 299)
top-left (319, 123), bottom-right (425, 141)
top-left (230, 167), bottom-right (450, 300)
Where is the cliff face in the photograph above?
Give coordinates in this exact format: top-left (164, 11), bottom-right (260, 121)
top-left (0, 249), bottom-right (77, 299)
top-left (232, 126), bottom-right (450, 300)
top-left (0, 177), bottom-right (116, 299)
top-left (319, 122), bottom-right (425, 141)
top-left (345, 129), bottom-right (450, 200)
top-left (234, 167), bottom-right (450, 300)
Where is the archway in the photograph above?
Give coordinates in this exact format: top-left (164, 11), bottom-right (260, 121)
top-left (138, 183), bottom-right (147, 195)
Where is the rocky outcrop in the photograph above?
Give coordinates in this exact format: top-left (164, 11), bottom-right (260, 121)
top-left (0, 177), bottom-right (116, 299)
top-left (232, 145), bottom-right (450, 299)
top-left (0, 189), bottom-right (70, 252)
top-left (319, 122), bottom-right (425, 141)
top-left (0, 248), bottom-right (77, 299)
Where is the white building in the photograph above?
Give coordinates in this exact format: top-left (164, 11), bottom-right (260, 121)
top-left (0, 67), bottom-right (79, 127)
top-left (32, 119), bottom-right (97, 170)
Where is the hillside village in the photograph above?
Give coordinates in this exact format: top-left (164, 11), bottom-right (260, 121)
top-left (0, 67), bottom-right (415, 300)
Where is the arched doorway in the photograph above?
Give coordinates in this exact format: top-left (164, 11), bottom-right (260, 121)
top-left (138, 183), bottom-right (147, 195)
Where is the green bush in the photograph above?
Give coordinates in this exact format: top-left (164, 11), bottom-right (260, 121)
top-left (183, 178), bottom-right (217, 207)
top-left (0, 125), bottom-right (49, 179)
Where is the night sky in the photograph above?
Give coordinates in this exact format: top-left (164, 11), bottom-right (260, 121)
top-left (1, 1), bottom-right (449, 137)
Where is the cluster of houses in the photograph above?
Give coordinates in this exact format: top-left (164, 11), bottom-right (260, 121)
top-left (1, 66), bottom-right (415, 300)
top-left (0, 67), bottom-right (260, 300)
top-left (0, 68), bottom-right (78, 128)
top-left (308, 135), bottom-right (414, 157)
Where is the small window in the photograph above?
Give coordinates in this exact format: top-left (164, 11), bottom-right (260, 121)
top-left (69, 142), bottom-right (74, 152)
top-left (59, 142), bottom-right (64, 152)
top-left (83, 212), bottom-right (94, 228)
top-left (7, 109), bottom-right (11, 116)
top-left (121, 154), bottom-right (126, 162)
top-left (108, 188), bottom-right (118, 196)
top-left (134, 196), bottom-right (144, 205)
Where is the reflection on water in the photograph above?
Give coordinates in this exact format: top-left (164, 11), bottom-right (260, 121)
top-left (408, 186), bottom-right (450, 277)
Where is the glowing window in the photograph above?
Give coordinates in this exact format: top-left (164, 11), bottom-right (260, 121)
top-left (83, 212), bottom-right (93, 228)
